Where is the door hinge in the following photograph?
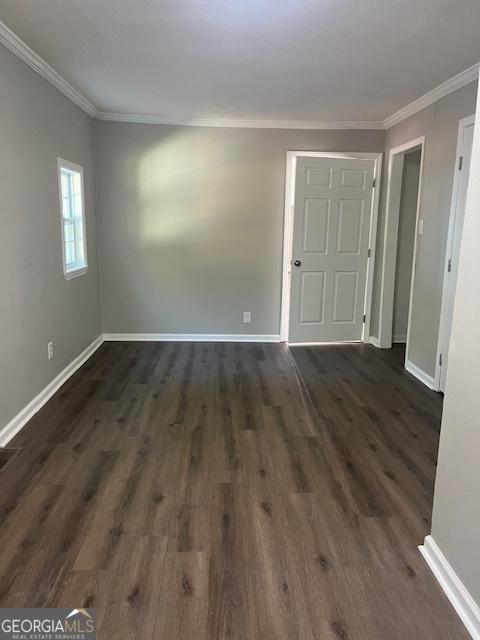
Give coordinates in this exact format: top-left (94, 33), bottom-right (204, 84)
top-left (368, 248), bottom-right (371, 258)
top-left (372, 178), bottom-right (376, 188)
top-left (439, 352), bottom-right (443, 366)
top-left (363, 314), bottom-right (366, 323)
top-left (447, 258), bottom-right (452, 273)
top-left (459, 156), bottom-right (463, 171)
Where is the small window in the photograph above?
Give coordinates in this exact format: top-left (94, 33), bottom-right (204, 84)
top-left (57, 158), bottom-right (88, 279)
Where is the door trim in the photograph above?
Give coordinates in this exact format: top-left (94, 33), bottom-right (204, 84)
top-left (377, 136), bottom-right (426, 357)
top-left (434, 114), bottom-right (475, 391)
top-left (280, 151), bottom-right (383, 343)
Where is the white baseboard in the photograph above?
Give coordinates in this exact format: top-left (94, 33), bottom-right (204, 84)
top-left (420, 535), bottom-right (480, 639)
top-left (405, 359), bottom-right (437, 390)
top-left (289, 340), bottom-right (362, 346)
top-left (0, 335), bottom-right (104, 447)
top-left (369, 335), bottom-right (406, 347)
top-left (0, 332), bottom-right (281, 447)
top-left (102, 333), bottom-right (282, 343)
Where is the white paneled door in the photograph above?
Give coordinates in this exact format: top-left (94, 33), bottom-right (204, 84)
top-left (438, 116), bottom-right (475, 392)
top-left (289, 156), bottom-right (375, 343)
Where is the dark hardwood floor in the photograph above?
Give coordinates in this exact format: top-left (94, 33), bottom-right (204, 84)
top-left (0, 341), bottom-right (468, 639)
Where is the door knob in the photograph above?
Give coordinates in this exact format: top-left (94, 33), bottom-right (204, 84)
top-left (293, 259), bottom-right (301, 267)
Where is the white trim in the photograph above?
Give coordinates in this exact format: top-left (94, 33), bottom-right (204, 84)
top-left (1, 18), bottom-right (478, 130)
top-left (368, 336), bottom-right (381, 348)
top-left (378, 137), bottom-right (425, 351)
top-left (404, 359), bottom-right (436, 390)
top-left (96, 111), bottom-right (384, 130)
top-left (384, 64), bottom-right (480, 129)
top-left (392, 334), bottom-right (407, 343)
top-left (102, 333), bottom-right (281, 343)
top-left (435, 114), bottom-right (476, 392)
top-left (280, 151), bottom-right (383, 344)
top-left (0, 336), bottom-right (103, 447)
top-left (64, 266), bottom-right (88, 281)
top-left (0, 20), bottom-right (97, 117)
top-left (288, 340), bottom-right (361, 347)
top-left (364, 154), bottom-right (383, 342)
top-left (420, 535), bottom-right (480, 640)
top-left (57, 157), bottom-right (89, 280)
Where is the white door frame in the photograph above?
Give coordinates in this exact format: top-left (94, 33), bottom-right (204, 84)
top-left (377, 137), bottom-right (426, 358)
top-left (434, 114), bottom-right (475, 391)
top-left (280, 150), bottom-right (383, 343)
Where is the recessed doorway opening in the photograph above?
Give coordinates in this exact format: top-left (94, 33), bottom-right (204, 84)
top-left (377, 136), bottom-right (425, 380)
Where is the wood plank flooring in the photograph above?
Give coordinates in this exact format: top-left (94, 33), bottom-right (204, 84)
top-left (0, 341), bottom-right (468, 639)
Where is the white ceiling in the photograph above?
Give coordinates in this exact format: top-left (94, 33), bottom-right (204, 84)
top-left (0, 0), bottom-right (480, 125)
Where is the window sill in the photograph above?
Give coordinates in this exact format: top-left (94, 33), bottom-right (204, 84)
top-left (64, 266), bottom-right (88, 281)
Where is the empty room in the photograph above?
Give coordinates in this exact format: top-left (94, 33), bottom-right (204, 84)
top-left (1, 1), bottom-right (480, 638)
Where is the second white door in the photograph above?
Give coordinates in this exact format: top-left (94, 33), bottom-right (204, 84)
top-left (438, 116), bottom-right (475, 392)
top-left (289, 156), bottom-right (375, 343)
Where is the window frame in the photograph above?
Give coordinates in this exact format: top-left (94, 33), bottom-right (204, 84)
top-left (57, 157), bottom-right (88, 280)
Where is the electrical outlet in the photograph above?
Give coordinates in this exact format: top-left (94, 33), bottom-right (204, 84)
top-left (243, 311), bottom-right (252, 324)
top-left (47, 341), bottom-right (54, 360)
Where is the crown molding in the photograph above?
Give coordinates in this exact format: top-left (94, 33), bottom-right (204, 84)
top-left (0, 19), bottom-right (98, 117)
top-left (1, 18), bottom-right (478, 131)
top-left (97, 59), bottom-right (479, 130)
top-left (383, 62), bottom-right (479, 130)
top-left (96, 111), bottom-right (384, 130)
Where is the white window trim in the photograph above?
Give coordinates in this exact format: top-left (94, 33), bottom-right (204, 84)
top-left (57, 157), bottom-right (88, 280)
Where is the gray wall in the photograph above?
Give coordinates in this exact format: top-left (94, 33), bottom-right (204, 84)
top-left (95, 122), bottom-right (384, 335)
top-left (430, 80), bottom-right (480, 606)
top-left (2, 31), bottom-right (475, 439)
top-left (0, 44), bottom-right (101, 432)
top-left (370, 80), bottom-right (478, 378)
top-left (392, 149), bottom-right (421, 341)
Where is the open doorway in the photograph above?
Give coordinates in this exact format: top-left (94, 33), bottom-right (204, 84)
top-left (377, 137), bottom-right (425, 377)
top-left (391, 149), bottom-right (422, 345)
